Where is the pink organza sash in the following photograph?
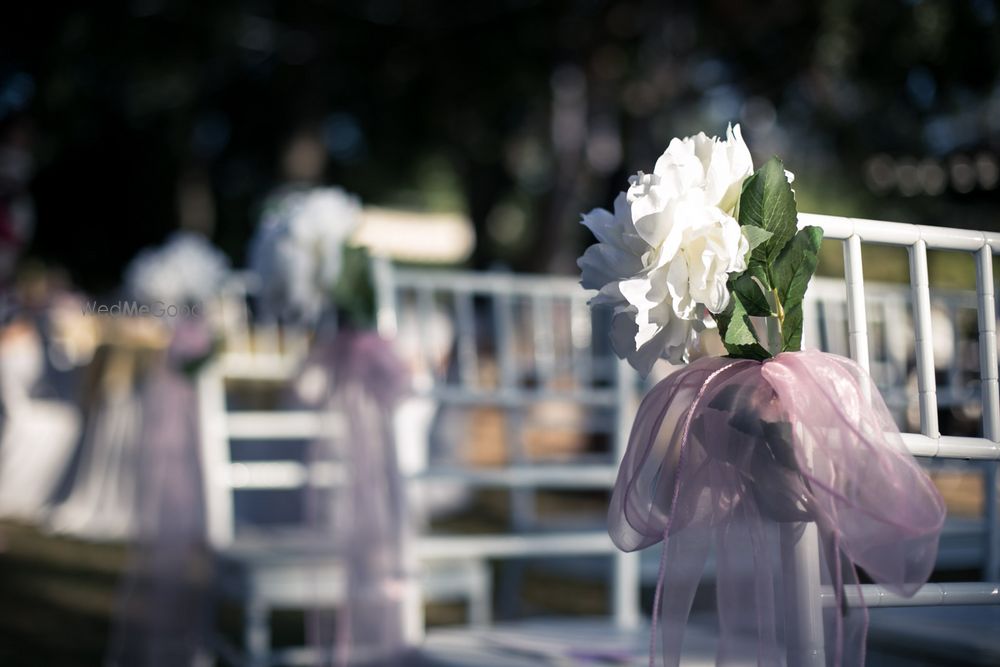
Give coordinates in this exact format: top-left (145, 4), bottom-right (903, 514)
top-left (608, 349), bottom-right (946, 667)
top-left (298, 330), bottom-right (414, 666)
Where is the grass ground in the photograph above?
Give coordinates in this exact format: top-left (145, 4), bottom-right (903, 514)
top-left (0, 521), bottom-right (122, 666)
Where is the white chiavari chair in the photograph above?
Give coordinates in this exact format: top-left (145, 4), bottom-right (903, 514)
top-left (196, 319), bottom-right (353, 667)
top-left (372, 257), bottom-right (642, 635)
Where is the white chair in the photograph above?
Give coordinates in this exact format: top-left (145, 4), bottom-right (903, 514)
top-left (804, 277), bottom-right (984, 424)
top-left (196, 336), bottom-right (355, 667)
top-left (377, 213), bottom-right (1000, 665)
top-left (198, 280), bottom-right (481, 665)
top-left (371, 257), bottom-right (642, 631)
top-left (780, 214), bottom-right (1000, 665)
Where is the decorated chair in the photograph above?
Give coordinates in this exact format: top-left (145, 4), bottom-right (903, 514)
top-left (198, 275), bottom-right (491, 666)
top-left (195, 321), bottom-right (346, 666)
top-left (376, 211), bottom-right (1000, 666)
top-left (371, 257), bottom-right (643, 635)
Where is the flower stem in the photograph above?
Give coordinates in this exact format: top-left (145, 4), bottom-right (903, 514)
top-left (771, 288), bottom-right (785, 335)
top-left (766, 287), bottom-right (786, 355)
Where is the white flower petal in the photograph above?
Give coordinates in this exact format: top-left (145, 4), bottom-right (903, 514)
top-left (579, 207), bottom-right (617, 246)
top-left (578, 243), bottom-right (643, 291)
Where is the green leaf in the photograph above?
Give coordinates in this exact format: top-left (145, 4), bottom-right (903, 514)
top-left (730, 273), bottom-right (771, 317)
top-left (331, 245), bottom-right (376, 328)
top-left (738, 157), bottom-right (798, 264)
top-left (781, 302), bottom-right (806, 353)
top-left (745, 261), bottom-right (771, 294)
top-left (716, 291), bottom-right (771, 360)
top-left (771, 225), bottom-right (823, 352)
top-left (741, 225), bottom-right (773, 253)
top-left (772, 225), bottom-right (823, 303)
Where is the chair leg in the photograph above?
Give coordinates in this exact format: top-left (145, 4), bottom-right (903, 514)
top-left (402, 576), bottom-right (426, 644)
top-left (496, 559), bottom-right (523, 619)
top-left (244, 598), bottom-right (270, 667)
top-left (468, 561), bottom-right (493, 627)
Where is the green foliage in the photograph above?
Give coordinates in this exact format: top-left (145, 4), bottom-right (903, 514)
top-left (771, 226), bottom-right (823, 352)
top-left (331, 245), bottom-right (376, 329)
top-left (717, 158), bottom-right (823, 359)
top-left (716, 291), bottom-right (772, 360)
top-left (741, 225), bottom-right (774, 254)
top-left (730, 273), bottom-right (771, 317)
top-left (739, 158), bottom-right (799, 266)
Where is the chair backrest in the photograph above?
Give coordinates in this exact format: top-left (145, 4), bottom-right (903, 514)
top-left (783, 213), bottom-right (1000, 666)
top-left (197, 275), bottom-right (337, 549)
top-left (804, 276), bottom-right (985, 429)
top-left (212, 271), bottom-right (313, 377)
top-left (371, 256), bottom-right (642, 628)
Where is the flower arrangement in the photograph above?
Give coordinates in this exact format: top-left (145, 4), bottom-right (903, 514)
top-left (124, 231), bottom-right (231, 372)
top-left (579, 124), bottom-right (820, 373)
top-left (248, 186), bottom-right (363, 324)
top-left (125, 231), bottom-right (231, 310)
top-left (580, 126), bottom-right (945, 667)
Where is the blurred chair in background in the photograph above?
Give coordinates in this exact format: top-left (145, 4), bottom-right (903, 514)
top-left (197, 272), bottom-right (458, 666)
top-left (196, 314), bottom-right (353, 666)
top-left (46, 319), bottom-right (166, 539)
top-left (372, 256), bottom-right (641, 631)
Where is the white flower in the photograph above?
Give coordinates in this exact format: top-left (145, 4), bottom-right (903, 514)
top-left (125, 231), bottom-right (230, 307)
top-left (578, 124), bottom-right (756, 375)
top-left (248, 186), bottom-right (361, 323)
top-left (578, 193), bottom-right (702, 374)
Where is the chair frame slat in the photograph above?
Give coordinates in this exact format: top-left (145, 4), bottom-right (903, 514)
top-left (977, 245), bottom-right (1000, 581)
top-left (909, 239), bottom-right (941, 438)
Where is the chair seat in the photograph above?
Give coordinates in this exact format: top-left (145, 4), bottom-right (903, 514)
top-left (418, 617), bottom-right (739, 667)
top-left (218, 531), bottom-right (345, 565)
top-left (214, 532), bottom-right (489, 613)
top-left (214, 533), bottom-right (348, 607)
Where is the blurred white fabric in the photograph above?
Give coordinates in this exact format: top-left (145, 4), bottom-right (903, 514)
top-left (46, 366), bottom-right (142, 539)
top-left (0, 325), bottom-right (81, 522)
top-left (390, 302), bottom-right (470, 518)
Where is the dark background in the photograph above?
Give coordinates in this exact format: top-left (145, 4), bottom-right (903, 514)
top-left (1, 0), bottom-right (998, 289)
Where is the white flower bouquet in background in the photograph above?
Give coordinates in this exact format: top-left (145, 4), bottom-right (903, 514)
top-left (248, 186), bottom-right (362, 324)
top-left (124, 230), bottom-right (232, 367)
top-left (125, 231), bottom-right (231, 311)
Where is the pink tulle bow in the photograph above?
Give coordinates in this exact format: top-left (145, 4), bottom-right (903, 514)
top-left (608, 349), bottom-right (946, 667)
top-left (299, 329), bottom-right (414, 666)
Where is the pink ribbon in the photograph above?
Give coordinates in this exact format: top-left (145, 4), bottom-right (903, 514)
top-left (609, 350), bottom-right (946, 666)
top-left (299, 329), bottom-right (411, 666)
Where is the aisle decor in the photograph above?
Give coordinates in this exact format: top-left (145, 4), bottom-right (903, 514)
top-left (248, 186), bottom-right (363, 325)
top-left (124, 229), bottom-right (230, 371)
top-left (249, 183), bottom-right (412, 664)
top-left (579, 125), bottom-right (946, 666)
